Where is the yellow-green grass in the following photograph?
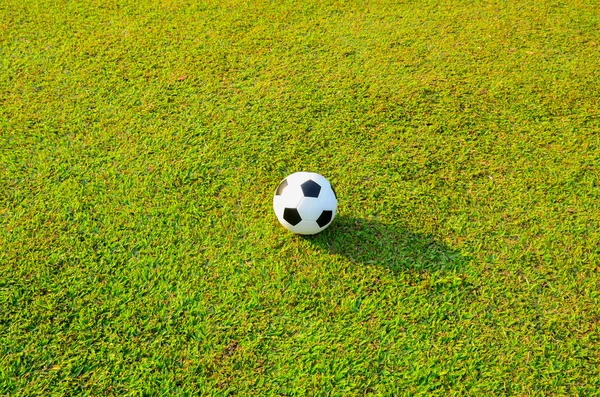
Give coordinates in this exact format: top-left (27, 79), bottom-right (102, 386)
top-left (1, 0), bottom-right (599, 395)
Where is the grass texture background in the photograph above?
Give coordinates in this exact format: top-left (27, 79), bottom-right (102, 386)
top-left (1, 0), bottom-right (599, 395)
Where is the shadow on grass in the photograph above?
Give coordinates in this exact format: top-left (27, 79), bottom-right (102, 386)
top-left (305, 215), bottom-right (468, 273)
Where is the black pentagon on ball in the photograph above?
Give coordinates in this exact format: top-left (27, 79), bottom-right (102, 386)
top-left (283, 207), bottom-right (302, 226)
top-left (275, 179), bottom-right (288, 195)
top-left (316, 210), bottom-right (333, 227)
top-left (300, 179), bottom-right (321, 198)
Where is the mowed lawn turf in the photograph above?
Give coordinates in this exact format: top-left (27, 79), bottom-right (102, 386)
top-left (1, 0), bottom-right (599, 395)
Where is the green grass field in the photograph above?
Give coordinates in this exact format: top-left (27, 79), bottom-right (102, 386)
top-left (1, 0), bottom-right (600, 395)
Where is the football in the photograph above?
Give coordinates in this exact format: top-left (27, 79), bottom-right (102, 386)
top-left (273, 172), bottom-right (338, 235)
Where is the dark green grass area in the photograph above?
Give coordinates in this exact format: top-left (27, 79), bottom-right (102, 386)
top-left (1, 0), bottom-right (600, 394)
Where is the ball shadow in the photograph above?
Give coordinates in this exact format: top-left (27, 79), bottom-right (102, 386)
top-left (305, 215), bottom-right (468, 273)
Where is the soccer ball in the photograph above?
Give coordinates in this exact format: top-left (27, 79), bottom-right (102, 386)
top-left (273, 172), bottom-right (338, 235)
